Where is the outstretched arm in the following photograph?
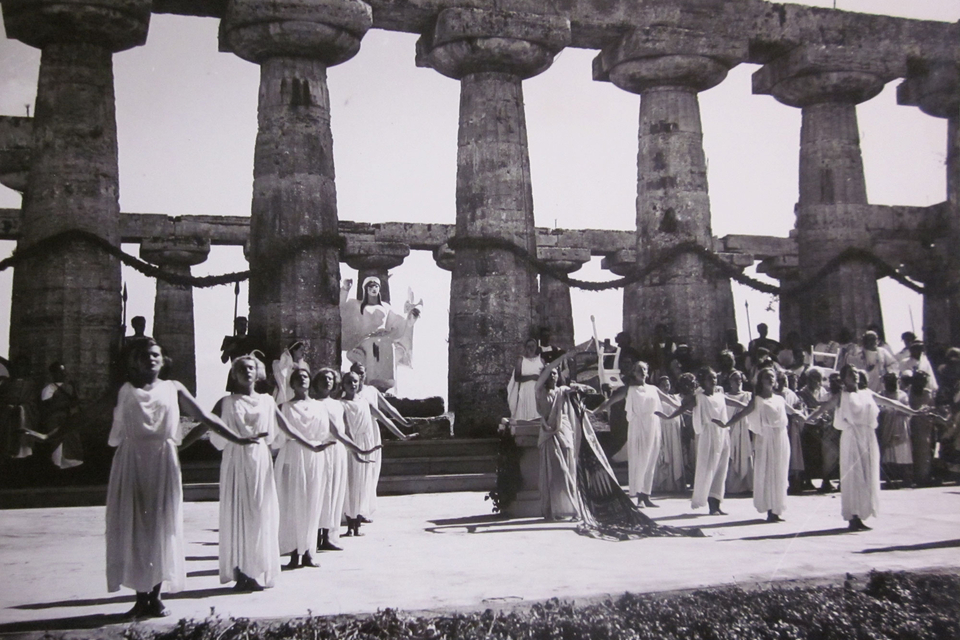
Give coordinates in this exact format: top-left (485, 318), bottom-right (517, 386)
top-left (177, 388), bottom-right (259, 448)
top-left (275, 407), bottom-right (334, 452)
top-left (655, 387), bottom-right (681, 412)
top-left (718, 395), bottom-right (757, 428)
top-left (375, 390), bottom-right (411, 427)
top-left (371, 403), bottom-right (411, 440)
top-left (805, 394), bottom-right (840, 424)
top-left (593, 386), bottom-right (628, 415)
top-left (870, 391), bottom-right (920, 416)
top-left (657, 393), bottom-right (696, 421)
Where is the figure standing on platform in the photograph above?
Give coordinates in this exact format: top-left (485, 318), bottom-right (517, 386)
top-left (535, 358), bottom-right (583, 520)
top-left (340, 277), bottom-right (421, 393)
top-left (272, 341), bottom-right (307, 406)
top-left (106, 339), bottom-right (257, 618)
top-left (220, 317), bottom-right (254, 392)
top-left (507, 337), bottom-right (544, 421)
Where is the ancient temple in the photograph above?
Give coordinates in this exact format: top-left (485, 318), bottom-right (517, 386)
top-left (0, 0), bottom-right (956, 443)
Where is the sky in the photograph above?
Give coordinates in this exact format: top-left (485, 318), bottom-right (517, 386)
top-left (0, 0), bottom-right (957, 410)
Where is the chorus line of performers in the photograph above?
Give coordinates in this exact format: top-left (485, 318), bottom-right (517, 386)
top-left (104, 339), bottom-right (415, 619)
top-left (508, 339), bottom-right (940, 534)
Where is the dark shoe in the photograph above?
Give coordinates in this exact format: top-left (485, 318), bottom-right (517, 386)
top-left (283, 553), bottom-right (300, 570)
top-left (319, 539), bottom-right (343, 551)
top-left (301, 553), bottom-right (318, 568)
top-left (640, 494), bottom-right (659, 508)
top-left (125, 594), bottom-right (148, 619)
top-left (817, 481), bottom-right (833, 494)
top-left (848, 516), bottom-right (871, 531)
top-left (707, 497), bottom-right (727, 516)
top-left (767, 511), bottom-right (783, 523)
top-left (144, 598), bottom-right (170, 618)
top-left (357, 515), bottom-right (372, 524)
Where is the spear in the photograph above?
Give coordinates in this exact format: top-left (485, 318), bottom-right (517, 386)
top-left (122, 282), bottom-right (128, 330)
top-left (745, 300), bottom-right (753, 343)
top-left (233, 281), bottom-right (240, 333)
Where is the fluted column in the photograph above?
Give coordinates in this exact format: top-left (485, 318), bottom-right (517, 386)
top-left (754, 46), bottom-right (897, 343)
top-left (898, 61), bottom-right (960, 347)
top-left (536, 248), bottom-right (590, 351)
top-left (418, 8), bottom-right (570, 436)
top-left (595, 26), bottom-right (745, 364)
top-left (2, 0), bottom-right (151, 398)
top-left (140, 238), bottom-right (210, 394)
top-left (221, 0), bottom-right (372, 367)
top-left (343, 239), bottom-right (410, 304)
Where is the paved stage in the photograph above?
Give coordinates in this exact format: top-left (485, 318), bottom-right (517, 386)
top-left (1, 486), bottom-right (958, 636)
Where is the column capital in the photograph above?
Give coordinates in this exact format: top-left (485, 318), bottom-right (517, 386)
top-left (537, 246), bottom-right (590, 274)
top-left (140, 236), bottom-right (211, 268)
top-left (220, 0), bottom-right (372, 65)
top-left (415, 8), bottom-right (570, 80)
top-left (342, 238), bottom-right (410, 271)
top-left (897, 59), bottom-right (959, 120)
top-left (432, 242), bottom-right (456, 272)
top-left (753, 44), bottom-right (902, 108)
top-left (593, 26), bottom-right (747, 94)
top-left (0, 116), bottom-right (32, 193)
top-left (1, 0), bottom-right (151, 51)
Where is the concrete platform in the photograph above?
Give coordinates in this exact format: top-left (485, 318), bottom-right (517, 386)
top-left (0, 486), bottom-right (958, 635)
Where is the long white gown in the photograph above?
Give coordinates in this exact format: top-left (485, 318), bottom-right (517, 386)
top-left (653, 399), bottom-right (685, 493)
top-left (507, 356), bottom-right (544, 420)
top-left (748, 394), bottom-right (791, 515)
top-left (105, 380), bottom-right (185, 593)
top-left (539, 387), bottom-right (580, 519)
top-left (342, 394), bottom-right (381, 519)
top-left (691, 388), bottom-right (730, 509)
top-left (835, 389), bottom-right (881, 522)
top-left (318, 398), bottom-right (349, 543)
top-left (275, 399), bottom-right (324, 556)
top-left (725, 390), bottom-right (754, 493)
top-left (340, 290), bottom-right (417, 391)
top-left (625, 384), bottom-right (663, 496)
top-left (210, 393), bottom-right (281, 587)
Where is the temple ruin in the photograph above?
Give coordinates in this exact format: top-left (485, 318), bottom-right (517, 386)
top-left (0, 0), bottom-right (957, 440)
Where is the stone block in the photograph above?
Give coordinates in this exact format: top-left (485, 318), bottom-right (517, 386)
top-left (2, 0), bottom-right (152, 51)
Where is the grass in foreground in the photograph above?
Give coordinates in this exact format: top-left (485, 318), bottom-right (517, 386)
top-left (135, 571), bottom-right (959, 640)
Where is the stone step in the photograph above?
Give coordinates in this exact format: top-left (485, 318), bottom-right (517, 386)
top-left (380, 438), bottom-right (499, 459)
top-left (382, 455), bottom-right (496, 476)
top-left (376, 473), bottom-right (497, 496)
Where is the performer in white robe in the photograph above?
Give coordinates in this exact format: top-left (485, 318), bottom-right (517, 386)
top-left (340, 277), bottom-right (420, 393)
top-left (724, 371), bottom-right (753, 494)
top-left (340, 370), bottom-right (407, 536)
top-left (595, 361), bottom-right (677, 507)
top-left (807, 364), bottom-right (919, 531)
top-left (210, 356), bottom-right (328, 590)
top-left (721, 368), bottom-right (802, 522)
top-left (653, 376), bottom-right (686, 493)
top-left (107, 339), bottom-right (257, 618)
top-left (660, 367), bottom-right (747, 515)
top-left (274, 367), bottom-right (340, 569)
top-left (272, 341), bottom-right (307, 406)
top-left (535, 366), bottom-right (581, 520)
top-left (507, 338), bottom-right (545, 420)
top-left (312, 367), bottom-right (374, 550)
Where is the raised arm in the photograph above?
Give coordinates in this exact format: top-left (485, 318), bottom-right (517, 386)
top-left (870, 390), bottom-right (920, 416)
top-left (177, 387), bottom-right (258, 447)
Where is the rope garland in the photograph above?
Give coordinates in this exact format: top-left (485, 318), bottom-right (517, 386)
top-left (0, 228), bottom-right (936, 296)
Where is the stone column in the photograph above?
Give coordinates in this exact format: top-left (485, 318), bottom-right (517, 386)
top-left (2, 0), bottom-right (151, 398)
top-left (754, 46), bottom-right (897, 344)
top-left (417, 8), bottom-right (570, 436)
top-left (343, 239), bottom-right (410, 304)
top-left (594, 27), bottom-right (745, 364)
top-left (536, 248), bottom-right (590, 351)
top-left (140, 237), bottom-right (211, 395)
top-left (220, 0), bottom-right (372, 367)
top-left (898, 61), bottom-right (960, 347)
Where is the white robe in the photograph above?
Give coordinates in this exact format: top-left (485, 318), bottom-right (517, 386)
top-left (275, 399), bottom-right (325, 556)
top-left (538, 387), bottom-right (580, 519)
top-left (507, 356), bottom-right (544, 420)
top-left (340, 294), bottom-right (416, 391)
top-left (653, 398), bottom-right (685, 493)
top-left (625, 384), bottom-right (663, 496)
top-left (691, 388), bottom-right (730, 509)
top-left (342, 395), bottom-right (381, 518)
top-left (725, 391), bottom-right (753, 493)
top-left (748, 394), bottom-right (790, 515)
top-left (318, 398), bottom-right (349, 542)
top-left (272, 351), bottom-right (307, 406)
top-left (835, 389), bottom-right (881, 522)
top-left (210, 393), bottom-right (281, 587)
top-left (105, 381), bottom-right (185, 593)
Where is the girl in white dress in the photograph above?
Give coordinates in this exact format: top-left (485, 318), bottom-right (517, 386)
top-left (340, 370), bottom-right (409, 536)
top-left (720, 368), bottom-right (805, 522)
top-left (507, 338), bottom-right (545, 420)
top-left (807, 365), bottom-right (919, 530)
top-left (106, 340), bottom-right (258, 618)
top-left (206, 356), bottom-right (328, 591)
top-left (653, 376), bottom-right (686, 493)
top-left (724, 371), bottom-right (754, 494)
top-left (659, 367), bottom-right (747, 515)
top-left (274, 367), bottom-right (342, 569)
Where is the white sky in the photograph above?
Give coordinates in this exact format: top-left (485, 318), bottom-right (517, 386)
top-left (0, 0), bottom-right (956, 409)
